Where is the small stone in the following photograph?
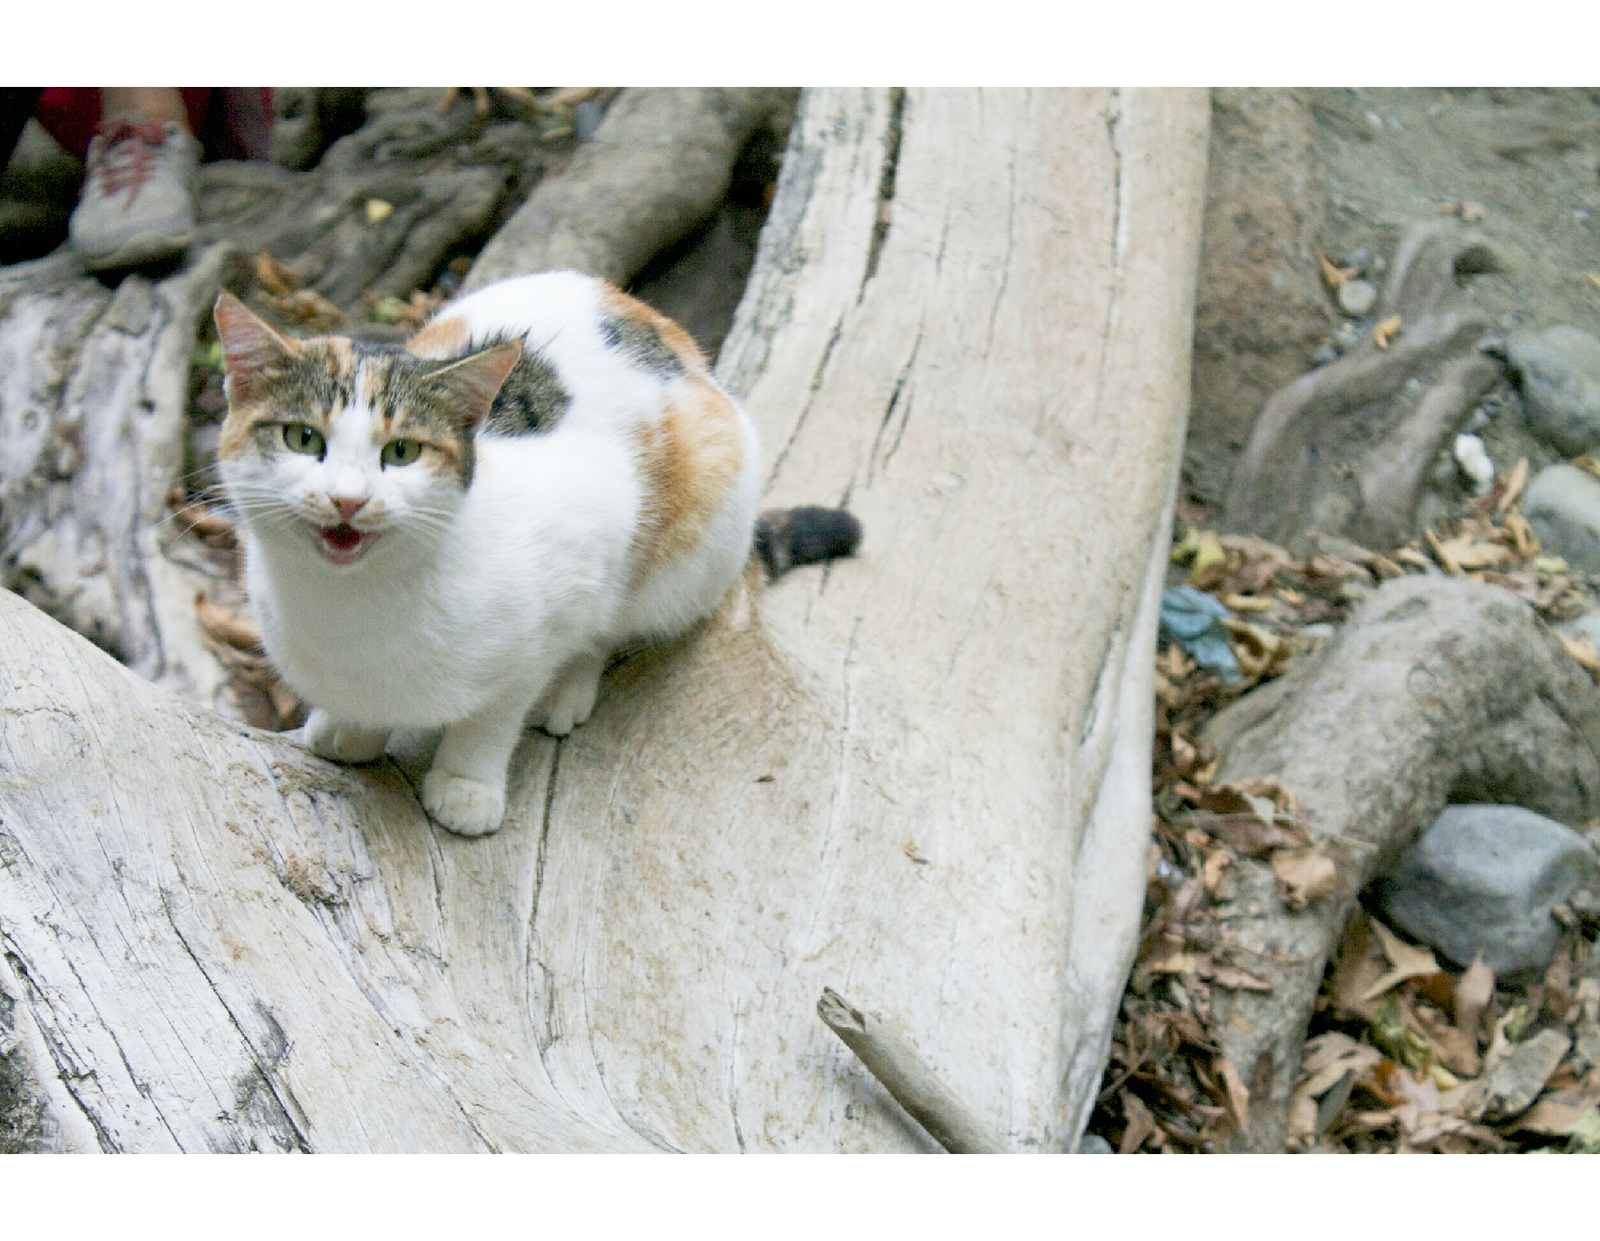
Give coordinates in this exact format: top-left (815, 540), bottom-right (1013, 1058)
top-left (1077, 1133), bottom-right (1114, 1154)
top-left (1313, 344), bottom-right (1338, 367)
top-left (1342, 246), bottom-right (1372, 275)
top-left (1465, 408), bottom-right (1491, 433)
top-left (1337, 279), bottom-right (1378, 317)
top-left (1524, 463), bottom-right (1600, 575)
top-left (1374, 804), bottom-right (1600, 984)
top-left (1508, 324), bottom-right (1600, 455)
top-left (1453, 433), bottom-right (1494, 495)
top-left (1334, 320), bottom-right (1365, 352)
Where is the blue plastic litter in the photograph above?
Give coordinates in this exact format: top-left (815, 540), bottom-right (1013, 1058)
top-left (1159, 586), bottom-right (1241, 684)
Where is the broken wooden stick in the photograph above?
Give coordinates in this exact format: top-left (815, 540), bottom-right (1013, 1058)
top-left (817, 987), bottom-right (1008, 1153)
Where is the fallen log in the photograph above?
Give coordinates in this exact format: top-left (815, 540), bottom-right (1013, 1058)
top-left (0, 87), bottom-right (1208, 1151)
top-left (1199, 574), bottom-right (1600, 1151)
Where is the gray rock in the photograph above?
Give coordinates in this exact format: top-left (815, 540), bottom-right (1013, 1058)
top-left (1313, 344), bottom-right (1338, 367)
top-left (1509, 324), bottom-right (1600, 455)
top-left (1337, 278), bottom-right (1378, 317)
top-left (1374, 804), bottom-right (1600, 984)
top-left (1333, 319), bottom-right (1366, 352)
top-left (1483, 1028), bottom-right (1571, 1121)
top-left (1524, 463), bottom-right (1600, 575)
top-left (1077, 1133), bottom-right (1114, 1153)
top-left (1342, 246), bottom-right (1372, 275)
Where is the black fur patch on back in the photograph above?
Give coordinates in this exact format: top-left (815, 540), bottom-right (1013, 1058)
top-left (601, 314), bottom-right (683, 378)
top-left (754, 507), bottom-right (863, 580)
top-left (482, 349), bottom-right (572, 436)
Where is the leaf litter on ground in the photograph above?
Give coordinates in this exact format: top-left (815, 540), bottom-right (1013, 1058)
top-left (1090, 471), bottom-right (1600, 1151)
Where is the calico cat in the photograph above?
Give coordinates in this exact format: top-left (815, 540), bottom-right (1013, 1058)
top-left (213, 271), bottom-right (859, 837)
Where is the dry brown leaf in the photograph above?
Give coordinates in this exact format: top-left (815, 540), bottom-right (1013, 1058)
top-left (1142, 950), bottom-right (1200, 977)
top-left (1573, 455), bottom-right (1600, 482)
top-left (1203, 964), bottom-right (1273, 993)
top-left (1298, 1032), bottom-right (1384, 1099)
top-left (1360, 920), bottom-right (1441, 1002)
top-left (1411, 1001), bottom-right (1481, 1077)
top-left (1119, 1092), bottom-right (1158, 1154)
top-left (1201, 846), bottom-right (1233, 898)
top-left (1503, 508), bottom-right (1540, 558)
top-left (1374, 315), bottom-right (1402, 350)
top-left (1514, 1090), bottom-right (1600, 1136)
top-left (1435, 535), bottom-right (1512, 570)
top-left (1425, 526), bottom-right (1461, 574)
top-left (1496, 458), bottom-right (1530, 513)
top-left (1330, 912), bottom-right (1388, 1019)
top-left (171, 498), bottom-right (235, 540)
top-left (1214, 1056), bottom-right (1251, 1134)
top-left (195, 592), bottom-right (263, 652)
top-left (1199, 813), bottom-right (1313, 857)
top-left (252, 250), bottom-right (297, 296)
top-left (1317, 248), bottom-right (1357, 290)
top-left (1271, 843), bottom-right (1338, 912)
top-left (1588, 272), bottom-right (1600, 292)
top-left (1562, 633), bottom-right (1600, 675)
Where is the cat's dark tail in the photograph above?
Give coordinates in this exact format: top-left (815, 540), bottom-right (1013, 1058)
top-left (754, 506), bottom-right (862, 580)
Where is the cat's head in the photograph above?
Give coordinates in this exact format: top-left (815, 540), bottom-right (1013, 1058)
top-left (212, 292), bottom-right (520, 568)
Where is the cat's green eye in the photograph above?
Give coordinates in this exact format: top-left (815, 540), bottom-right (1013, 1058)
top-left (282, 424), bottom-right (325, 457)
top-left (381, 439), bottom-right (423, 468)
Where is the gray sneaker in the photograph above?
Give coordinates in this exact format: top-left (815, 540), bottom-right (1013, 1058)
top-left (68, 119), bottom-right (199, 271)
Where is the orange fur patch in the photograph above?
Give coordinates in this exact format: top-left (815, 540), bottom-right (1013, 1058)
top-left (406, 314), bottom-right (470, 359)
top-left (598, 284), bottom-right (706, 373)
top-left (631, 375), bottom-right (745, 583)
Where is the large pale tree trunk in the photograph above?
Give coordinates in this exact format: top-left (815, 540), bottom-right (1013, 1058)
top-left (0, 88), bottom-right (1208, 1152)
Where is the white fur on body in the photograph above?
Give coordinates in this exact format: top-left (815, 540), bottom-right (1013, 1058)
top-left (223, 273), bottom-right (761, 835)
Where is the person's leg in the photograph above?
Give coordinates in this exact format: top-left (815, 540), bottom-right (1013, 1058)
top-left (68, 87), bottom-right (200, 271)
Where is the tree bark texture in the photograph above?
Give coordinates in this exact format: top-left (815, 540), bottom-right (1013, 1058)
top-left (0, 88), bottom-right (1209, 1152)
top-left (1221, 220), bottom-right (1504, 550)
top-left (0, 245), bottom-right (237, 714)
top-left (1199, 575), bottom-right (1600, 1151)
top-left (463, 88), bottom-right (795, 294)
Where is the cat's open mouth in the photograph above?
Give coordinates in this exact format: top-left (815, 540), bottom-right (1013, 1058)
top-left (317, 522), bottom-right (376, 565)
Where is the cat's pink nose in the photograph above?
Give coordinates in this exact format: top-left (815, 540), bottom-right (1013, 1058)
top-left (330, 495), bottom-right (367, 523)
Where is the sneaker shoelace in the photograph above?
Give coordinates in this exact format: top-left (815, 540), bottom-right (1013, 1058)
top-left (88, 119), bottom-right (172, 208)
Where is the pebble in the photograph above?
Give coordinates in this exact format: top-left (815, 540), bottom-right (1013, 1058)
top-left (1334, 320), bottom-right (1366, 353)
top-left (1374, 804), bottom-right (1600, 984)
top-left (1338, 279), bottom-right (1378, 317)
top-left (1523, 463), bottom-right (1600, 575)
top-left (1342, 246), bottom-right (1373, 275)
top-left (1313, 344), bottom-right (1338, 367)
top-left (1078, 1134), bottom-right (1114, 1154)
top-left (574, 100), bottom-right (606, 144)
top-left (1508, 324), bottom-right (1600, 455)
top-left (1453, 434), bottom-right (1494, 495)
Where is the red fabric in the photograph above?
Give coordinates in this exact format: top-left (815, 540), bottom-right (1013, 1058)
top-left (33, 88), bottom-right (273, 164)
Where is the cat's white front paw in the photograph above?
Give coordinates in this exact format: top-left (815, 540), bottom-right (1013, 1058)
top-left (305, 709), bottom-right (390, 763)
top-left (539, 658), bottom-right (603, 736)
top-left (423, 770), bottom-right (506, 836)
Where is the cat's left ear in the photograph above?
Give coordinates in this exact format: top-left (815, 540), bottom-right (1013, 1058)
top-left (425, 340), bottom-right (524, 428)
top-left (214, 290), bottom-right (299, 402)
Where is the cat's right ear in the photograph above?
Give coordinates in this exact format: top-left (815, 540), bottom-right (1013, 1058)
top-left (214, 291), bottom-right (298, 402)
